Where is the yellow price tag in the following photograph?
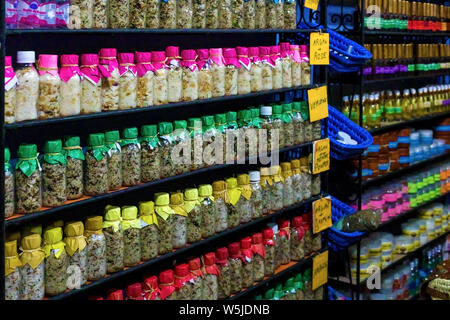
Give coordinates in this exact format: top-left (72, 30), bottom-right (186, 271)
top-left (310, 32), bottom-right (329, 65)
top-left (304, 0), bottom-right (319, 11)
top-left (312, 138), bottom-right (330, 174)
top-left (307, 85), bottom-right (328, 122)
top-left (312, 250), bottom-right (328, 291)
top-left (313, 197), bottom-right (332, 234)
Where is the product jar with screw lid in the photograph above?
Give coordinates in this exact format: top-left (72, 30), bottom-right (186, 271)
top-left (80, 54), bottom-right (102, 114)
top-left (98, 48), bottom-right (119, 112)
top-left (59, 54), bottom-right (81, 117)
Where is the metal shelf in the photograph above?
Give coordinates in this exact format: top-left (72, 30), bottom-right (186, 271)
top-left (362, 153), bottom-right (450, 189)
top-left (362, 71), bottom-right (450, 85)
top-left (229, 249), bottom-right (326, 300)
top-left (368, 112), bottom-right (450, 135)
top-left (5, 142), bottom-right (314, 228)
top-left (5, 84), bottom-right (322, 131)
top-left (48, 194), bottom-right (325, 300)
top-left (6, 28), bottom-right (322, 36)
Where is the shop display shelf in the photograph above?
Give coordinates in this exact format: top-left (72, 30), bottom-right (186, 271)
top-left (4, 142), bottom-right (315, 228)
top-left (363, 71), bottom-right (450, 85)
top-left (362, 152), bottom-right (450, 190)
top-left (229, 248), bottom-right (327, 300)
top-left (4, 84), bottom-right (323, 131)
top-left (364, 30), bottom-right (450, 37)
top-left (369, 111), bottom-right (450, 135)
top-left (330, 230), bottom-right (450, 287)
top-left (48, 194), bottom-right (325, 300)
top-left (5, 28), bottom-right (322, 36)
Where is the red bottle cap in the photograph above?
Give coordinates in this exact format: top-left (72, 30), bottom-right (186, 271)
top-left (159, 269), bottom-right (174, 284)
top-left (263, 228), bottom-right (274, 239)
top-left (292, 216), bottom-right (303, 228)
top-left (202, 252), bottom-right (216, 266)
top-left (240, 236), bottom-right (252, 249)
top-left (174, 263), bottom-right (190, 277)
top-left (228, 242), bottom-right (241, 255)
top-left (252, 233), bottom-right (263, 244)
top-left (188, 257), bottom-right (201, 271)
top-left (215, 247), bottom-right (229, 264)
top-left (126, 283), bottom-right (143, 298)
top-left (106, 289), bottom-right (123, 300)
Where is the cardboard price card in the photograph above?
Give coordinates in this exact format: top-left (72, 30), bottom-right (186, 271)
top-left (312, 250), bottom-right (328, 290)
top-left (307, 85), bottom-right (328, 122)
top-left (304, 0), bottom-right (319, 11)
top-left (310, 32), bottom-right (329, 65)
top-left (312, 138), bottom-right (330, 174)
top-left (313, 197), bottom-right (332, 234)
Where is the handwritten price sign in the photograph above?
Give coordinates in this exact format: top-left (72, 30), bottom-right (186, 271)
top-left (304, 0), bottom-right (319, 11)
top-left (312, 138), bottom-right (330, 174)
top-left (313, 197), bottom-right (332, 234)
top-left (310, 32), bottom-right (329, 65)
top-left (307, 85), bottom-right (328, 122)
top-left (312, 250), bottom-right (328, 290)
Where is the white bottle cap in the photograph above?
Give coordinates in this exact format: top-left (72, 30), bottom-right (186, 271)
top-left (249, 170), bottom-right (260, 182)
top-left (267, 222), bottom-right (278, 234)
top-left (17, 51), bottom-right (36, 64)
top-left (260, 106), bottom-right (272, 116)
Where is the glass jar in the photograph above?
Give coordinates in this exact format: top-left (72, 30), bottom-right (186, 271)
top-left (93, 0), bottom-right (108, 28)
top-left (201, 252), bottom-right (220, 300)
top-left (59, 54), bottom-right (81, 117)
top-left (110, 0), bottom-right (129, 28)
top-left (104, 130), bottom-right (123, 191)
top-left (226, 177), bottom-right (242, 228)
top-left (196, 49), bottom-right (212, 99)
top-left (238, 109), bottom-right (254, 158)
top-left (198, 185), bottom-right (216, 238)
top-left (278, 219), bottom-right (291, 264)
top-left (300, 101), bottom-right (313, 142)
top-left (244, 0), bottom-right (256, 29)
top-left (280, 42), bottom-right (293, 88)
top-left (15, 144), bottom-right (42, 214)
top-left (130, 0), bottom-right (146, 28)
top-left (138, 201), bottom-right (159, 261)
top-left (99, 48), bottom-right (120, 112)
top-left (4, 148), bottom-right (14, 218)
top-left (64, 221), bottom-right (88, 286)
top-left (158, 269), bottom-right (177, 300)
top-left (174, 263), bottom-right (193, 300)
top-left (121, 206), bottom-right (142, 267)
top-left (290, 159), bottom-right (303, 203)
top-left (275, 0), bottom-right (284, 28)
top-left (232, 0), bottom-right (244, 28)
top-left (72, 0), bottom-right (93, 28)
top-left (188, 117), bottom-right (203, 171)
top-left (290, 217), bottom-right (306, 261)
top-left (270, 166), bottom-right (284, 211)
top-left (249, 171), bottom-right (263, 219)
top-left (80, 54), bottom-right (101, 114)
top-left (266, 0), bottom-right (278, 28)
top-left (136, 52), bottom-right (154, 108)
top-left (37, 54), bottom-right (61, 118)
top-left (188, 258), bottom-right (204, 300)
top-left (292, 102), bottom-right (305, 144)
top-left (214, 113), bottom-right (228, 164)
top-left (291, 45), bottom-right (302, 87)
top-left (284, 0), bottom-right (296, 29)
top-left (103, 206), bottom-right (124, 273)
top-left (251, 233), bottom-right (265, 281)
top-left (202, 115), bottom-right (219, 166)
top-left (15, 51), bottom-right (38, 122)
top-left (192, 0), bottom-right (206, 28)
top-left (84, 216), bottom-right (107, 281)
top-left (158, 122), bottom-right (175, 178)
top-left (260, 167), bottom-right (272, 215)
top-left (205, 0), bottom-right (219, 28)
top-left (300, 157), bottom-right (312, 200)
top-left (300, 45), bottom-right (311, 86)
top-left (270, 46), bottom-right (283, 89)
top-left (236, 46), bottom-right (251, 95)
top-left (172, 120), bottom-right (190, 175)
top-left (181, 49), bottom-right (199, 101)
top-left (177, 0), bottom-right (192, 28)
top-left (118, 53), bottom-right (137, 110)
top-left (121, 127), bottom-right (141, 186)
top-left (218, 0), bottom-right (232, 28)
top-left (41, 139), bottom-right (67, 207)
top-left (263, 228), bottom-right (275, 275)
top-left (260, 106), bottom-right (273, 152)
top-left (140, 125), bottom-right (161, 183)
top-left (43, 227), bottom-right (69, 297)
top-left (225, 111), bottom-right (239, 163)
top-left (240, 237), bottom-right (254, 288)
top-left (166, 46), bottom-right (182, 103)
top-left (85, 133), bottom-right (108, 196)
top-left (146, 0), bottom-right (160, 28)
top-left (228, 242), bottom-right (243, 293)
top-left (209, 48), bottom-right (226, 97)
top-left (259, 46), bottom-right (273, 90)
top-left (255, 0), bottom-right (266, 28)
top-left (282, 103), bottom-right (295, 147)
top-left (154, 193), bottom-right (175, 255)
top-left (19, 234), bottom-right (45, 300)
top-left (212, 180), bottom-right (229, 233)
top-left (312, 174), bottom-right (321, 196)
top-left (224, 48), bottom-right (239, 96)
top-left (249, 47), bottom-right (263, 92)
top-left (160, 0), bottom-right (176, 28)
top-left (237, 174), bottom-right (253, 223)
top-left (169, 192), bottom-right (188, 249)
top-left (5, 241), bottom-right (21, 300)
top-left (4, 56), bottom-right (16, 124)
top-left (281, 162), bottom-right (294, 207)
top-left (151, 51), bottom-right (169, 105)
top-left (216, 247), bottom-right (232, 299)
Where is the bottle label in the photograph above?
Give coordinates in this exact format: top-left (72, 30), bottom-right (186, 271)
top-left (38, 2), bottom-right (56, 27)
top-left (17, 0), bottom-right (40, 28)
top-left (6, 0), bottom-right (18, 26)
top-left (55, 1), bottom-right (69, 27)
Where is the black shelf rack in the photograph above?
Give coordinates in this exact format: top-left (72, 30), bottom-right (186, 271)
top-left (0, 0), bottom-right (331, 300)
top-left (49, 194), bottom-right (325, 300)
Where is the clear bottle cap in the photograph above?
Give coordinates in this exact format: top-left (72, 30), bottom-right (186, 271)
top-left (249, 170), bottom-right (260, 182)
top-left (17, 51), bottom-right (36, 64)
top-left (260, 106), bottom-right (272, 116)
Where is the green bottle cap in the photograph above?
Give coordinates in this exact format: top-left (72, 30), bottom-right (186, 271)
top-left (105, 131), bottom-right (120, 144)
top-left (88, 133), bottom-right (105, 147)
top-left (141, 125), bottom-right (158, 137)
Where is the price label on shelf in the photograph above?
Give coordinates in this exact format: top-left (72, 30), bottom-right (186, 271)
top-left (313, 197), bottom-right (332, 234)
top-left (312, 138), bottom-right (330, 174)
top-left (312, 250), bottom-right (328, 291)
top-left (310, 32), bottom-right (329, 65)
top-left (304, 0), bottom-right (320, 11)
top-left (307, 85), bottom-right (328, 122)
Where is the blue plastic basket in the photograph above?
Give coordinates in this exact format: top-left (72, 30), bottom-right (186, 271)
top-left (330, 58), bottom-right (360, 73)
top-left (328, 286), bottom-right (350, 300)
top-left (328, 196), bottom-right (365, 250)
top-left (327, 28), bottom-right (372, 65)
top-left (328, 105), bottom-right (373, 160)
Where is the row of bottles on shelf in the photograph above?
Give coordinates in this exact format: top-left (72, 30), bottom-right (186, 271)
top-left (363, 43), bottom-right (450, 79)
top-left (341, 84), bottom-right (450, 130)
top-left (363, 0), bottom-right (450, 32)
